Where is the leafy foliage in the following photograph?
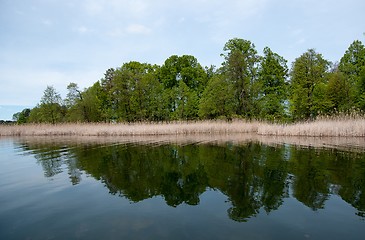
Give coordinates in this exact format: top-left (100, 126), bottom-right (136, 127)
top-left (29, 86), bottom-right (65, 124)
top-left (22, 38), bottom-right (365, 124)
top-left (199, 75), bottom-right (236, 119)
top-left (290, 49), bottom-right (330, 120)
top-left (258, 47), bottom-right (288, 121)
top-left (221, 38), bottom-right (260, 118)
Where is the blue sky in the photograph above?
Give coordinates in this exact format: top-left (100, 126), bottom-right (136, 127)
top-left (0, 0), bottom-right (364, 120)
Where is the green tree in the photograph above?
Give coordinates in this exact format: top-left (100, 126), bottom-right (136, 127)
top-left (338, 40), bottom-right (365, 110)
top-left (160, 55), bottom-right (207, 92)
top-left (198, 74), bottom-right (236, 119)
top-left (339, 40), bottom-right (365, 82)
top-left (258, 47), bottom-right (288, 121)
top-left (110, 62), bottom-right (163, 122)
top-left (170, 81), bottom-right (199, 120)
top-left (65, 82), bottom-right (82, 108)
top-left (99, 68), bottom-right (116, 121)
top-left (29, 86), bottom-right (64, 124)
top-left (80, 82), bottom-right (103, 122)
top-left (12, 108), bottom-right (31, 124)
top-left (221, 38), bottom-right (260, 118)
top-left (358, 68), bottom-right (365, 110)
top-left (65, 82), bottom-right (88, 122)
top-left (289, 49), bottom-right (330, 120)
top-left (160, 55), bottom-right (208, 120)
top-left (110, 63), bottom-right (137, 121)
top-left (327, 70), bottom-right (352, 112)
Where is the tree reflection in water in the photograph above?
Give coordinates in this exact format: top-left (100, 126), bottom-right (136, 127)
top-left (17, 138), bottom-right (365, 221)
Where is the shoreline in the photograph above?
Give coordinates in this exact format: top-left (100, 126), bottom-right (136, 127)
top-left (1, 118), bottom-right (365, 137)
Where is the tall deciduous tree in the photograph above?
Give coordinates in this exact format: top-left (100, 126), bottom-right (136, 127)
top-left (65, 83), bottom-right (88, 122)
top-left (290, 49), bottom-right (330, 120)
top-left (108, 61), bottom-right (164, 122)
top-left (258, 47), bottom-right (288, 121)
top-left (99, 68), bottom-right (116, 120)
top-left (65, 82), bottom-right (82, 108)
top-left (33, 85), bottom-right (64, 124)
top-left (221, 38), bottom-right (260, 118)
top-left (199, 74), bottom-right (236, 119)
top-left (358, 68), bottom-right (365, 110)
top-left (160, 55), bottom-right (208, 120)
top-left (80, 82), bottom-right (103, 122)
top-left (12, 108), bottom-right (31, 124)
top-left (327, 69), bottom-right (352, 112)
top-left (339, 40), bottom-right (365, 82)
top-left (338, 40), bottom-right (365, 110)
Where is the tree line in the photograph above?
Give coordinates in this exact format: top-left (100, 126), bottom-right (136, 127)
top-left (13, 38), bottom-right (365, 124)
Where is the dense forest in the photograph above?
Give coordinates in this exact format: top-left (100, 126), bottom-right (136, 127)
top-left (13, 38), bottom-right (365, 124)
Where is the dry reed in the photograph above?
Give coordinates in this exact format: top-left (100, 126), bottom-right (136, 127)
top-left (1, 117), bottom-right (365, 137)
top-left (0, 120), bottom-right (257, 137)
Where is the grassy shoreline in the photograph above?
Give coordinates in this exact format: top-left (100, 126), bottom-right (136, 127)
top-left (1, 118), bottom-right (365, 137)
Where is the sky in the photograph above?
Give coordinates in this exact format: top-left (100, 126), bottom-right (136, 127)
top-left (0, 0), bottom-right (364, 120)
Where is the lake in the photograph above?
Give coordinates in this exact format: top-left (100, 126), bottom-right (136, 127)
top-left (1, 135), bottom-right (364, 239)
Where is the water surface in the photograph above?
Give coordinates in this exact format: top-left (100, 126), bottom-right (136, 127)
top-left (1, 136), bottom-right (364, 239)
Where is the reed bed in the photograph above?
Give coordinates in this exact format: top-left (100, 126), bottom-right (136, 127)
top-left (257, 117), bottom-right (365, 137)
top-left (0, 120), bottom-right (258, 137)
top-left (1, 117), bottom-right (365, 137)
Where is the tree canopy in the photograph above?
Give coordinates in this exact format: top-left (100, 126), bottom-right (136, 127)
top-left (14, 38), bottom-right (365, 124)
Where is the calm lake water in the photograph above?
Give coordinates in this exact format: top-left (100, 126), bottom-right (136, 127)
top-left (1, 136), bottom-right (365, 239)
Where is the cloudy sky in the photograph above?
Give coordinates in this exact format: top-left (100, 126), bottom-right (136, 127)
top-left (0, 0), bottom-right (364, 120)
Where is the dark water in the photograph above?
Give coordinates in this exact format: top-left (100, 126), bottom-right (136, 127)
top-left (1, 136), bottom-right (365, 239)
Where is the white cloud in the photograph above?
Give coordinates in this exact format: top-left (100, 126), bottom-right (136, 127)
top-left (107, 28), bottom-right (124, 37)
top-left (74, 26), bottom-right (93, 34)
top-left (42, 19), bottom-right (52, 26)
top-left (126, 24), bottom-right (151, 35)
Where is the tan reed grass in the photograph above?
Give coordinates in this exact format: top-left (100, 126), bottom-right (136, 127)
top-left (1, 117), bottom-right (365, 137)
top-left (257, 117), bottom-right (365, 137)
top-left (0, 120), bottom-right (257, 137)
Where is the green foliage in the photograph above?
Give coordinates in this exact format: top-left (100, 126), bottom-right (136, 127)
top-left (80, 82), bottom-right (103, 122)
top-left (107, 62), bottom-right (164, 122)
top-left (338, 40), bottom-right (365, 111)
top-left (12, 108), bottom-right (31, 124)
top-left (159, 55), bottom-right (208, 120)
top-left (339, 40), bottom-right (365, 82)
top-left (16, 38), bottom-right (365, 123)
top-left (29, 86), bottom-right (65, 124)
top-left (258, 47), bottom-right (288, 121)
top-left (327, 70), bottom-right (352, 112)
top-left (160, 55), bottom-right (207, 91)
top-left (289, 49), bottom-right (330, 120)
top-left (358, 68), bottom-right (365, 110)
top-left (199, 75), bottom-right (236, 119)
top-left (221, 38), bottom-right (260, 118)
